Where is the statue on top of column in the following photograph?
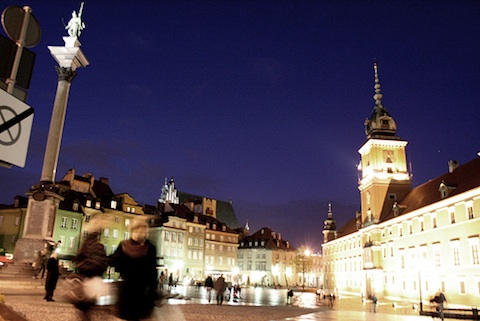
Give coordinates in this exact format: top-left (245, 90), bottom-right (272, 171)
top-left (65, 2), bottom-right (85, 38)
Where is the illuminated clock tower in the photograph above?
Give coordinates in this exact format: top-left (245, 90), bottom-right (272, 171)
top-left (357, 63), bottom-right (412, 227)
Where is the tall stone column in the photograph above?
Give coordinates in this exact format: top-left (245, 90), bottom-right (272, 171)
top-left (13, 35), bottom-right (89, 263)
top-left (40, 66), bottom-right (75, 183)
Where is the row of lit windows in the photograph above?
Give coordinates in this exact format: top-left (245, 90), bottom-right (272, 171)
top-left (102, 228), bottom-right (121, 239)
top-left (336, 272), bottom-right (480, 297)
top-left (164, 231), bottom-right (185, 243)
top-left (60, 217), bottom-right (79, 229)
top-left (170, 221), bottom-right (186, 229)
top-left (57, 235), bottom-right (76, 249)
top-left (324, 256), bottom-right (362, 273)
top-left (383, 276), bottom-right (479, 296)
top-left (205, 243), bottom-right (235, 252)
top-left (84, 215), bottom-right (130, 227)
top-left (238, 252), bottom-right (267, 259)
top-left (82, 229), bottom-right (129, 241)
top-left (238, 261), bottom-right (267, 271)
top-left (163, 245), bottom-right (183, 257)
top-left (205, 233), bottom-right (236, 243)
top-left (382, 205), bottom-right (476, 238)
top-left (237, 251), bottom-right (293, 262)
top-left (205, 255), bottom-right (235, 266)
top-left (324, 205), bottom-right (476, 255)
top-left (187, 237), bottom-right (203, 247)
top-left (187, 249), bottom-right (203, 260)
top-left (240, 240), bottom-right (266, 247)
top-left (188, 226), bottom-right (204, 234)
top-left (325, 237), bottom-right (480, 273)
top-left (205, 222), bottom-right (228, 231)
top-left (73, 199), bottom-right (137, 213)
top-left (394, 238), bottom-right (480, 268)
top-left (323, 237), bottom-right (362, 255)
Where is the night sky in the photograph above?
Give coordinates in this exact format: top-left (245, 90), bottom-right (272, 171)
top-left (1, 1), bottom-right (479, 252)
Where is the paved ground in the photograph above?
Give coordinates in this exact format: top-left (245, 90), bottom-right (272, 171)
top-left (0, 280), bottom-right (437, 321)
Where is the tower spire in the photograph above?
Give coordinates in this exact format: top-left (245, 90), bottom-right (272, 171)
top-left (373, 61), bottom-right (383, 107)
top-left (364, 60), bottom-right (398, 138)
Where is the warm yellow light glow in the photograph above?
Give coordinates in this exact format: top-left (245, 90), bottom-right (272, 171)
top-left (272, 264), bottom-right (279, 276)
top-left (286, 267), bottom-right (292, 277)
top-left (173, 260), bottom-right (184, 271)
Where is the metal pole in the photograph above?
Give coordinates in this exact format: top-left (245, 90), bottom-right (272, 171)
top-left (6, 6), bottom-right (31, 94)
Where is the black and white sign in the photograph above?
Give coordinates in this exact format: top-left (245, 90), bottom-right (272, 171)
top-left (0, 89), bottom-right (34, 167)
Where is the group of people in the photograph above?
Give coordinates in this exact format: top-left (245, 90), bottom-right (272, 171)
top-left (40, 218), bottom-right (158, 321)
top-left (205, 274), bottom-right (240, 305)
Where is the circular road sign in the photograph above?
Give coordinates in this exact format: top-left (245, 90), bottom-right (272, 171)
top-left (2, 5), bottom-right (41, 48)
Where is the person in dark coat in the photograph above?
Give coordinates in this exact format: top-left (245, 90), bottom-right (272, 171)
top-left (44, 251), bottom-right (60, 302)
top-left (70, 230), bottom-right (109, 320)
top-left (109, 219), bottom-right (158, 321)
top-left (205, 275), bottom-right (213, 303)
top-left (214, 274), bottom-right (227, 305)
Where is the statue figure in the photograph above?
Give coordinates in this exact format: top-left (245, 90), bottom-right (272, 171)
top-left (65, 2), bottom-right (85, 38)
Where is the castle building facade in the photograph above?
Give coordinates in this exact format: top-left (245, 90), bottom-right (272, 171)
top-left (322, 64), bottom-right (480, 307)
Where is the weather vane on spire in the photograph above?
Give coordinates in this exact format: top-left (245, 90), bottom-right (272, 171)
top-left (65, 2), bottom-right (85, 38)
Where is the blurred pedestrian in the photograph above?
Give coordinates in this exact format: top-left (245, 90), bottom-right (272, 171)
top-left (110, 219), bottom-right (158, 321)
top-left (214, 274), bottom-right (227, 305)
top-left (286, 289), bottom-right (294, 304)
top-left (205, 275), bottom-right (213, 303)
top-left (70, 224), bottom-right (109, 320)
top-left (168, 273), bottom-right (174, 291)
top-left (33, 249), bottom-right (48, 279)
top-left (431, 290), bottom-right (447, 321)
top-left (44, 251), bottom-right (59, 302)
top-left (371, 294), bottom-right (378, 313)
top-left (32, 250), bottom-right (42, 278)
top-left (159, 271), bottom-right (166, 291)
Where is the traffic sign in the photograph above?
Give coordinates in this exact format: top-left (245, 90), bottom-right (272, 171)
top-left (0, 88), bottom-right (33, 167)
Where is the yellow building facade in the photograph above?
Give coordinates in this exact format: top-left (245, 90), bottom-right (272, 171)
top-left (322, 64), bottom-right (480, 308)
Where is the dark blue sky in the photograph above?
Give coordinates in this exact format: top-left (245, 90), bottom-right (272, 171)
top-left (1, 1), bottom-right (479, 251)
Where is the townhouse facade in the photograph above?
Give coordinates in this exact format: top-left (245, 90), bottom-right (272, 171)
top-left (0, 196), bottom-right (27, 255)
top-left (237, 227), bottom-right (296, 287)
top-left (1, 174), bottom-right (311, 289)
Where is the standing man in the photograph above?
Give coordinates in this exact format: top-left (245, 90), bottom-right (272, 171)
top-left (44, 251), bottom-right (59, 302)
top-left (214, 274), bottom-right (227, 305)
top-left (371, 294), bottom-right (378, 313)
top-left (205, 275), bottom-right (213, 303)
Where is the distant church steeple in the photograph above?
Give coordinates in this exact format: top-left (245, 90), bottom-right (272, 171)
top-left (322, 203), bottom-right (337, 243)
top-left (159, 177), bottom-right (179, 204)
top-left (244, 220), bottom-right (250, 236)
top-left (364, 62), bottom-right (398, 139)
